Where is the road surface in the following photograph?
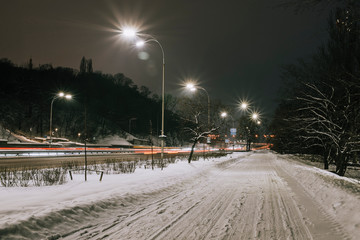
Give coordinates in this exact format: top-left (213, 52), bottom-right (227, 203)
top-left (63, 152), bottom-right (350, 239)
top-left (1, 151), bottom-right (356, 239)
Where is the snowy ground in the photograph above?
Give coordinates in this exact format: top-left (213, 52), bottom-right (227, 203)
top-left (0, 150), bottom-right (359, 239)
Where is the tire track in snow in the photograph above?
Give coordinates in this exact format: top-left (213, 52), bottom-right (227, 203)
top-left (148, 201), bottom-right (201, 240)
top-left (154, 188), bottom-right (238, 239)
top-left (5, 152), bottom-right (353, 239)
top-left (273, 156), bottom-right (352, 240)
top-left (89, 156), bottom-right (248, 239)
top-left (62, 179), bottom-right (206, 239)
top-left (62, 157), bottom-right (237, 239)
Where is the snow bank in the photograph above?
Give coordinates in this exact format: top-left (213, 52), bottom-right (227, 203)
top-left (0, 152), bottom-right (249, 238)
top-left (276, 153), bottom-right (360, 239)
top-left (1, 151), bottom-right (359, 239)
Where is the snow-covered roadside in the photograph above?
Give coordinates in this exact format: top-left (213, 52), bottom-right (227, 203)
top-left (0, 152), bottom-right (250, 235)
top-left (276, 153), bottom-right (360, 239)
top-left (1, 150), bottom-right (359, 239)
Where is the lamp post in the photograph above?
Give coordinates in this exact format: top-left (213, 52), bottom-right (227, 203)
top-left (49, 92), bottom-right (71, 146)
top-left (221, 102), bottom-right (249, 151)
top-left (122, 28), bottom-right (166, 160)
top-left (186, 83), bottom-right (211, 127)
top-left (221, 111), bottom-right (236, 150)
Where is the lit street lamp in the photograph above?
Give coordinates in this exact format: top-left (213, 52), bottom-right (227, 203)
top-left (251, 112), bottom-right (261, 125)
top-left (49, 92), bottom-right (71, 146)
top-left (221, 111), bottom-right (236, 150)
top-left (252, 113), bottom-right (258, 119)
top-left (240, 102), bottom-right (248, 110)
top-left (122, 27), bottom-right (166, 159)
top-left (186, 83), bottom-right (211, 127)
top-left (220, 111), bottom-right (235, 127)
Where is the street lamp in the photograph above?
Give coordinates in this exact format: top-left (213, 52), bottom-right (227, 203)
top-left (220, 111), bottom-right (235, 127)
top-left (121, 28), bottom-right (166, 159)
top-left (240, 102), bottom-right (248, 110)
top-left (49, 92), bottom-right (71, 146)
top-left (185, 83), bottom-right (211, 127)
top-left (221, 111), bottom-right (236, 150)
top-left (252, 113), bottom-right (259, 120)
top-left (122, 27), bottom-right (137, 38)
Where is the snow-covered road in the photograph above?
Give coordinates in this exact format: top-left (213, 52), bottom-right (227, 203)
top-left (1, 151), bottom-right (359, 239)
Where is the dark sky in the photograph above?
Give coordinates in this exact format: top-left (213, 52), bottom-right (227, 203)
top-left (0, 0), bottom-right (331, 117)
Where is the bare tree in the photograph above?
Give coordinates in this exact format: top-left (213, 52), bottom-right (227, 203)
top-left (186, 125), bottom-right (219, 163)
top-left (177, 96), bottom-right (219, 163)
top-left (288, 78), bottom-right (360, 175)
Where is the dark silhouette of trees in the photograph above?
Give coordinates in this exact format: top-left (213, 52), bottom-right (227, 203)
top-left (0, 57), bottom-right (186, 146)
top-left (271, 4), bottom-right (360, 176)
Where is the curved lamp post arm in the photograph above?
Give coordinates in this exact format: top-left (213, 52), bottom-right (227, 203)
top-left (139, 35), bottom-right (165, 65)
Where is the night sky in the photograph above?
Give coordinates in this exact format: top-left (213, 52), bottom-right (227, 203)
top-left (0, 0), bottom-right (331, 117)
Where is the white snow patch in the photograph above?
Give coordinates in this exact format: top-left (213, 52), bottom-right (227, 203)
top-left (0, 151), bottom-right (359, 239)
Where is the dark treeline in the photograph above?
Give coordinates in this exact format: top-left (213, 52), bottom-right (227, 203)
top-left (271, 1), bottom-right (360, 176)
top-left (0, 57), bottom-right (188, 145)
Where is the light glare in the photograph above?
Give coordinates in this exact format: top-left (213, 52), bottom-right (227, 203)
top-left (241, 102), bottom-right (248, 110)
top-left (136, 40), bottom-right (145, 48)
top-left (122, 27), bottom-right (137, 38)
top-left (186, 83), bottom-right (194, 89)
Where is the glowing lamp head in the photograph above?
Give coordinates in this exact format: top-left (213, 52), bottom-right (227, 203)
top-left (65, 94), bottom-right (72, 100)
top-left (186, 83), bottom-right (194, 89)
top-left (58, 92), bottom-right (65, 97)
top-left (136, 40), bottom-right (145, 48)
top-left (240, 102), bottom-right (248, 110)
top-left (252, 113), bottom-right (258, 120)
top-left (185, 83), bottom-right (197, 92)
top-left (122, 27), bottom-right (138, 38)
top-left (221, 112), bottom-right (227, 118)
